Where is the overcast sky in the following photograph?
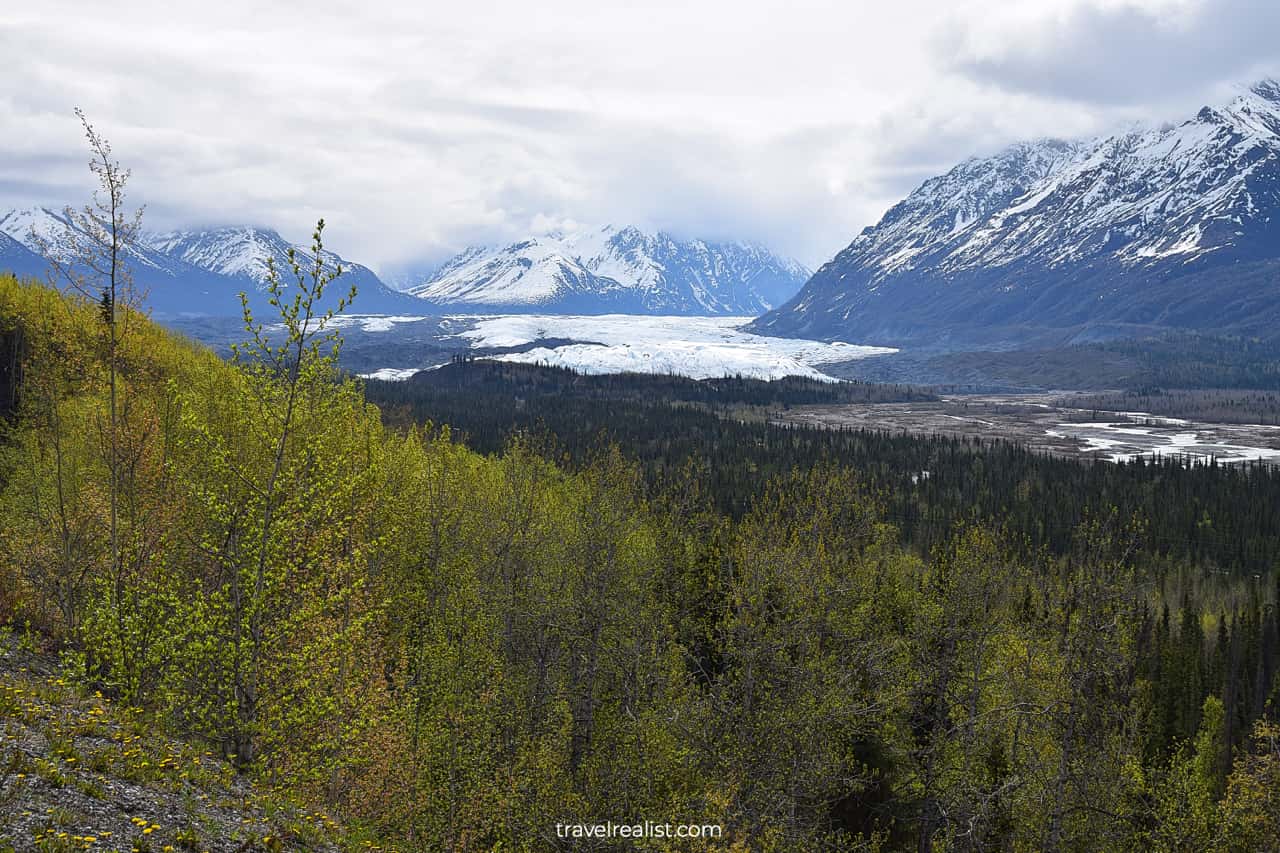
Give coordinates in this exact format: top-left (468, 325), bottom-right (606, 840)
top-left (2, 0), bottom-right (1276, 274)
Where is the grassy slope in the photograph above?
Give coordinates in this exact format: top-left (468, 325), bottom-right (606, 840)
top-left (0, 632), bottom-right (354, 853)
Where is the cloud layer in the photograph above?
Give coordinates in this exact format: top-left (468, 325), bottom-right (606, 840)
top-left (940, 0), bottom-right (1280, 108)
top-left (1, 0), bottom-right (1274, 273)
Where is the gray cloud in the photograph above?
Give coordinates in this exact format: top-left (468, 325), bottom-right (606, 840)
top-left (940, 0), bottom-right (1280, 111)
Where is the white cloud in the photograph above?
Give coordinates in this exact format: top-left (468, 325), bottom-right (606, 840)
top-left (0, 0), bottom-right (1273, 273)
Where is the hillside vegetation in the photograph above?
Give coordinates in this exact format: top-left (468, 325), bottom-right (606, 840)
top-left (1, 631), bottom-right (347, 852)
top-left (3, 268), bottom-right (1280, 851)
top-left (368, 370), bottom-right (1280, 572)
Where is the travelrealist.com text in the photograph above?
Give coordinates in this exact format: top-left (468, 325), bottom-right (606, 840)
top-left (555, 821), bottom-right (724, 840)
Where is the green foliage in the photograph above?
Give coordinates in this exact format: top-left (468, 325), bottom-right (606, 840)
top-left (367, 365), bottom-right (1280, 574)
top-left (3, 269), bottom-right (1280, 851)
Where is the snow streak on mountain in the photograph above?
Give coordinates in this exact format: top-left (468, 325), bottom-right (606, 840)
top-left (752, 80), bottom-right (1280, 347)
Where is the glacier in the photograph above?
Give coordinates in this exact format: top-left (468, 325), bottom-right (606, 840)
top-left (358, 314), bottom-right (895, 382)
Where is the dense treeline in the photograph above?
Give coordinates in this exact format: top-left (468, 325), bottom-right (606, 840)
top-left (366, 375), bottom-right (1280, 574)
top-left (839, 332), bottom-right (1280, 392)
top-left (1063, 388), bottom-right (1280, 425)
top-left (1105, 333), bottom-right (1280, 390)
top-left (5, 270), bottom-right (1280, 850)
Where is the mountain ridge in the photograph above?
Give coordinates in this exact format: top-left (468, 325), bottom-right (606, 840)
top-left (0, 207), bottom-right (251, 315)
top-left (409, 224), bottom-right (810, 315)
top-left (144, 225), bottom-right (420, 314)
top-left (750, 79), bottom-right (1280, 347)
top-left (0, 213), bottom-right (806, 319)
top-left (0, 210), bottom-right (421, 316)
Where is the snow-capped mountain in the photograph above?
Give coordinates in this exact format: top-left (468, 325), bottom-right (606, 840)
top-left (0, 212), bottom-right (419, 316)
top-left (751, 80), bottom-right (1280, 347)
top-left (3, 206), bottom-right (176, 276)
top-left (409, 225), bottom-right (809, 315)
top-left (148, 226), bottom-right (311, 282)
top-left (145, 227), bottom-right (420, 314)
top-left (0, 207), bottom-right (241, 314)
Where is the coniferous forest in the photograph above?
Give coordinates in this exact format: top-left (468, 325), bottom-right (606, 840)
top-left (3, 245), bottom-right (1280, 851)
top-left (366, 365), bottom-right (1280, 572)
